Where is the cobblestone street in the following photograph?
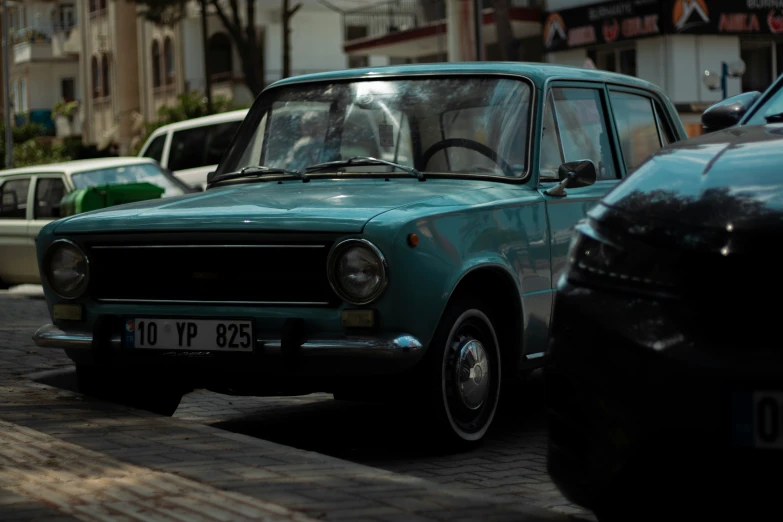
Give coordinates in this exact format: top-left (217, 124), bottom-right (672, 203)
top-left (0, 288), bottom-right (594, 521)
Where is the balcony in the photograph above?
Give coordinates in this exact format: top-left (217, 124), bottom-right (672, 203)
top-left (11, 26), bottom-right (79, 64)
top-left (343, 0), bottom-right (542, 58)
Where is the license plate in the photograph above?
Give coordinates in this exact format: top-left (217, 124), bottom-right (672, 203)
top-left (123, 318), bottom-right (254, 352)
top-left (732, 391), bottom-right (783, 449)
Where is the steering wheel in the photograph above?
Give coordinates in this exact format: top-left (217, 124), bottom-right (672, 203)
top-left (419, 138), bottom-right (516, 178)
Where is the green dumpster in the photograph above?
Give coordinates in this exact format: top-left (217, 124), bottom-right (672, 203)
top-left (60, 182), bottom-right (166, 217)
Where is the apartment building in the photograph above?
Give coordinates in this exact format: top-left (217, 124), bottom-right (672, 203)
top-left (3, 0), bottom-right (364, 154)
top-left (4, 0), bottom-right (80, 134)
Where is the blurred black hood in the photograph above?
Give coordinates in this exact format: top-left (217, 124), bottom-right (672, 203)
top-left (601, 123), bottom-right (783, 235)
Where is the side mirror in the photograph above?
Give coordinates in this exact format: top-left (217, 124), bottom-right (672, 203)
top-left (206, 171), bottom-right (217, 185)
top-left (702, 91), bottom-right (761, 133)
top-left (544, 160), bottom-right (597, 197)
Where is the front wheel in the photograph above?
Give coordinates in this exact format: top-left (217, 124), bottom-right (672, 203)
top-left (76, 365), bottom-right (186, 416)
top-left (424, 298), bottom-right (502, 445)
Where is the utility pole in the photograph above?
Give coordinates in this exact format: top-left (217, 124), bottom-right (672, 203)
top-left (200, 0), bottom-right (213, 114)
top-left (473, 0), bottom-right (483, 61)
top-left (2, 0), bottom-right (12, 168)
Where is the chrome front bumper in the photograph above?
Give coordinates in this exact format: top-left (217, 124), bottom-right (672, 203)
top-left (32, 324), bottom-right (424, 360)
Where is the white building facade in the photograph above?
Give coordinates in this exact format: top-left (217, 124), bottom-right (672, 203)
top-left (542, 0), bottom-right (783, 136)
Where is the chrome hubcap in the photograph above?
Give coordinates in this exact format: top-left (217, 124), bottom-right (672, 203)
top-left (453, 338), bottom-right (490, 410)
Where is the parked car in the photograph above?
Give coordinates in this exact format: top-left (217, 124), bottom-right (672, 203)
top-left (546, 72), bottom-right (783, 520)
top-left (138, 109), bottom-right (248, 189)
top-left (32, 63), bottom-right (687, 443)
top-left (0, 157), bottom-right (194, 288)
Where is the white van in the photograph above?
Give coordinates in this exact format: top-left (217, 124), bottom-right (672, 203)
top-left (138, 109), bottom-right (248, 189)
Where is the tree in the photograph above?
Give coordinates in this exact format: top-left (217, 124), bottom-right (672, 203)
top-left (491, 0), bottom-right (518, 61)
top-left (282, 0), bottom-right (302, 78)
top-left (129, 0), bottom-right (276, 95)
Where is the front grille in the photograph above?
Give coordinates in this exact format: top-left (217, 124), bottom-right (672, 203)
top-left (88, 242), bottom-right (339, 306)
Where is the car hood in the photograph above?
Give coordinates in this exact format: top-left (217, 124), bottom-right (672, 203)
top-left (51, 178), bottom-right (498, 234)
top-left (602, 123), bottom-right (783, 233)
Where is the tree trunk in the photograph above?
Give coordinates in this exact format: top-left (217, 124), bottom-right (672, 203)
top-left (282, 0), bottom-right (302, 79)
top-left (243, 0), bottom-right (264, 93)
top-left (491, 0), bottom-right (518, 61)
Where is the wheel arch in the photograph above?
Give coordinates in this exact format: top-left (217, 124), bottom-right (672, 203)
top-left (439, 263), bottom-right (524, 379)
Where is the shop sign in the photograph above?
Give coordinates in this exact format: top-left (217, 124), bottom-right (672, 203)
top-left (668, 0), bottom-right (783, 35)
top-left (543, 0), bottom-right (783, 52)
top-left (543, 0), bottom-right (664, 52)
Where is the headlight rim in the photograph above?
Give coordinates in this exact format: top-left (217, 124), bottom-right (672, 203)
top-left (43, 238), bottom-right (90, 300)
top-left (327, 238), bottom-right (388, 306)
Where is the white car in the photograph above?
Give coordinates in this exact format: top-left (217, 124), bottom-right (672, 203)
top-left (138, 110), bottom-right (248, 190)
top-left (0, 157), bottom-right (193, 288)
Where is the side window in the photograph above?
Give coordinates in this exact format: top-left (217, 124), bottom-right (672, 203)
top-left (204, 121), bottom-right (242, 166)
top-left (539, 91), bottom-right (564, 180)
top-left (609, 91), bottom-right (664, 171)
top-left (141, 134), bottom-right (167, 163)
top-left (35, 177), bottom-right (67, 219)
top-left (550, 87), bottom-right (617, 180)
top-left (0, 178), bottom-right (31, 219)
top-left (168, 126), bottom-right (209, 171)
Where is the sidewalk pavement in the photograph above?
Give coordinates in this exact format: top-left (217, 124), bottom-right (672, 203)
top-left (1, 290), bottom-right (590, 522)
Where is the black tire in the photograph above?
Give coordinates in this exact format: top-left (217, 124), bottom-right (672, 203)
top-left (76, 365), bottom-right (186, 416)
top-left (423, 297), bottom-right (502, 445)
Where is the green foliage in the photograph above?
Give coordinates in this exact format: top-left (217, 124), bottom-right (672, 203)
top-left (12, 139), bottom-right (69, 168)
top-left (52, 100), bottom-right (79, 120)
top-left (0, 121), bottom-right (73, 169)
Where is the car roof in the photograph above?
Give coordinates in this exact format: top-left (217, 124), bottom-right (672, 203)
top-left (266, 61), bottom-right (665, 94)
top-left (0, 157), bottom-right (160, 177)
top-left (149, 109), bottom-right (250, 135)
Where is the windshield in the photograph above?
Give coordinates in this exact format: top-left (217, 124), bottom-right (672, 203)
top-left (71, 163), bottom-right (187, 197)
top-left (223, 77), bottom-right (532, 179)
top-left (744, 75), bottom-right (783, 125)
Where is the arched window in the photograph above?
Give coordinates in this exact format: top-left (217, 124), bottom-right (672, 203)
top-left (101, 54), bottom-right (110, 96)
top-left (207, 32), bottom-right (232, 82)
top-left (91, 56), bottom-right (100, 98)
top-left (164, 37), bottom-right (175, 85)
top-left (151, 40), bottom-right (161, 88)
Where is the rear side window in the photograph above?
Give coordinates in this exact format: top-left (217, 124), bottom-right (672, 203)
top-left (35, 177), bottom-right (67, 219)
top-left (141, 134), bottom-right (167, 163)
top-left (169, 121), bottom-right (242, 171)
top-left (609, 91), bottom-right (664, 171)
top-left (0, 178), bottom-right (31, 219)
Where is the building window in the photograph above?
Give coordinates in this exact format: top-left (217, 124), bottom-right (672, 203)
top-left (61, 78), bottom-right (75, 102)
top-left (588, 46), bottom-right (637, 77)
top-left (152, 40), bottom-right (162, 88)
top-left (164, 37), bottom-right (175, 85)
top-left (89, 0), bottom-right (105, 13)
top-left (92, 56), bottom-right (101, 98)
top-left (208, 32), bottom-right (233, 82)
top-left (101, 54), bottom-right (110, 97)
top-left (740, 39), bottom-right (783, 93)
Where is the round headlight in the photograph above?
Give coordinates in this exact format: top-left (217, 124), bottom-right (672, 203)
top-left (45, 240), bottom-right (89, 299)
top-left (327, 239), bottom-right (387, 305)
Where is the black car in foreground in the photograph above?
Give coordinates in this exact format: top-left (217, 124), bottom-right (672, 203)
top-left (546, 74), bottom-right (783, 521)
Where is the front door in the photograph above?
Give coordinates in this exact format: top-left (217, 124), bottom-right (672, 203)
top-left (538, 82), bottom-right (623, 286)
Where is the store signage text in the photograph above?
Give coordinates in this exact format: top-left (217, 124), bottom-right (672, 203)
top-left (544, 0), bottom-right (783, 51)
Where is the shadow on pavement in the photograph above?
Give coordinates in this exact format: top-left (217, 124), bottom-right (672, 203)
top-left (211, 371), bottom-right (548, 463)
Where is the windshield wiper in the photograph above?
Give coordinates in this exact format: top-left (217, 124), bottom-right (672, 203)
top-left (764, 112), bottom-right (783, 123)
top-left (305, 156), bottom-right (425, 181)
top-left (208, 165), bottom-right (307, 185)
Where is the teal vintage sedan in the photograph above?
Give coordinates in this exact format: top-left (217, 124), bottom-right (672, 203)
top-left (33, 63), bottom-right (686, 443)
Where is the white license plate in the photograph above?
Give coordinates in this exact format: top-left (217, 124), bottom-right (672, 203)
top-left (733, 391), bottom-right (783, 449)
top-left (124, 318), bottom-right (253, 352)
